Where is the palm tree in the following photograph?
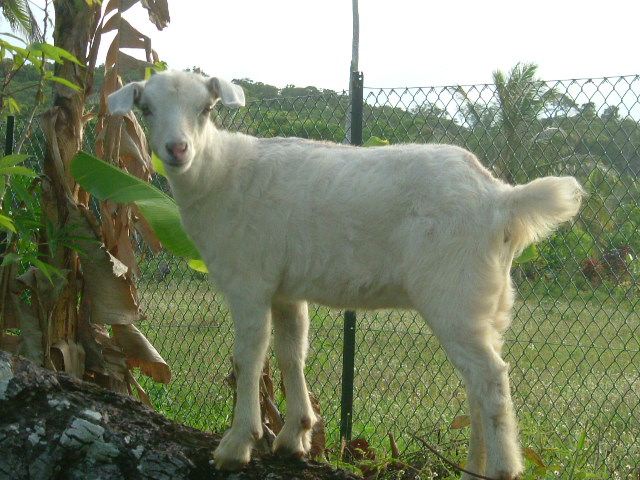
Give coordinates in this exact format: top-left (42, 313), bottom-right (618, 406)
top-left (492, 62), bottom-right (566, 183)
top-left (493, 62), bottom-right (543, 182)
top-left (0, 0), bottom-right (42, 41)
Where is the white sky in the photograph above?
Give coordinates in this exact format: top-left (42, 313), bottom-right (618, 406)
top-left (3, 0), bottom-right (640, 91)
top-left (117, 0), bottom-right (640, 91)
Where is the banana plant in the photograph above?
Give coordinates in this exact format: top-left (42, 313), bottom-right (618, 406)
top-left (70, 151), bottom-right (207, 272)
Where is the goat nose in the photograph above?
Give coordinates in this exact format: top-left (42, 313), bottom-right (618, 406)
top-left (165, 141), bottom-right (188, 161)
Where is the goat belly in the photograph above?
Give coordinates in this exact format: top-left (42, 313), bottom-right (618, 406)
top-left (276, 263), bottom-right (412, 310)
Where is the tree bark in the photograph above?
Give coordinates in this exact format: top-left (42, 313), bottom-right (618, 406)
top-left (0, 350), bottom-right (361, 480)
top-left (39, 0), bottom-right (102, 358)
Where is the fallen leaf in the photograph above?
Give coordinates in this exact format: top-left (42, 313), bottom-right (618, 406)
top-left (450, 414), bottom-right (471, 429)
top-left (522, 446), bottom-right (546, 468)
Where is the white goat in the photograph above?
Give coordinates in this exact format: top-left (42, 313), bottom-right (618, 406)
top-left (109, 70), bottom-right (583, 480)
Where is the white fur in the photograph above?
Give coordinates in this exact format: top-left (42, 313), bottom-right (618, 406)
top-left (109, 70), bottom-right (584, 479)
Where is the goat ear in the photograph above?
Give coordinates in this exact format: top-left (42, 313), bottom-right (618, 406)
top-left (108, 81), bottom-right (146, 116)
top-left (208, 77), bottom-right (245, 108)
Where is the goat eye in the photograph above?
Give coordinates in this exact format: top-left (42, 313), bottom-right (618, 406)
top-left (140, 105), bottom-right (152, 116)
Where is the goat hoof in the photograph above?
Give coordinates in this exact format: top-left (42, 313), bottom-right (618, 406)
top-left (272, 436), bottom-right (308, 459)
top-left (214, 458), bottom-right (246, 471)
top-left (495, 473), bottom-right (520, 480)
top-left (213, 434), bottom-right (252, 471)
top-left (213, 450), bottom-right (251, 472)
top-left (272, 440), bottom-right (306, 459)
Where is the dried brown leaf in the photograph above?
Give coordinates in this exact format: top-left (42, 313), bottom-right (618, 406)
top-left (99, 201), bottom-right (118, 249)
top-left (117, 51), bottom-right (157, 73)
top-left (112, 324), bottom-right (171, 383)
top-left (73, 206), bottom-right (143, 325)
top-left (77, 293), bottom-right (107, 374)
top-left (40, 108), bottom-right (75, 198)
top-left (51, 340), bottom-right (86, 378)
top-left (105, 0), bottom-right (139, 15)
top-left (121, 115), bottom-right (152, 177)
top-left (11, 265), bottom-right (68, 366)
top-left (131, 205), bottom-right (162, 254)
top-left (126, 368), bottom-right (153, 406)
top-left (389, 431), bottom-right (400, 460)
top-left (450, 414), bottom-right (471, 430)
top-left (309, 391), bottom-right (326, 461)
top-left (115, 224), bottom-right (141, 280)
top-left (105, 34), bottom-right (120, 69)
top-left (17, 266), bottom-right (68, 314)
top-left (113, 17), bottom-right (150, 50)
top-left (140, 0), bottom-right (170, 30)
top-left (101, 345), bottom-right (129, 386)
top-left (346, 437), bottom-right (376, 461)
top-left (4, 287), bottom-right (42, 364)
top-left (522, 446), bottom-right (546, 468)
top-left (259, 360), bottom-right (284, 434)
top-left (0, 334), bottom-right (20, 353)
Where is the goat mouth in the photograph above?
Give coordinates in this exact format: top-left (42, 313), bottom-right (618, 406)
top-left (163, 158), bottom-right (190, 168)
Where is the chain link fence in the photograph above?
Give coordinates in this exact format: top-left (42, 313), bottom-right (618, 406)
top-left (3, 75), bottom-right (639, 479)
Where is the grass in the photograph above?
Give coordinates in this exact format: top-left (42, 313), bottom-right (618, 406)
top-left (134, 257), bottom-right (639, 479)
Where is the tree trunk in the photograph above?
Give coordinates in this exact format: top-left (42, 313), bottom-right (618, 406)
top-left (39, 0), bottom-right (101, 365)
top-left (0, 349), bottom-right (361, 480)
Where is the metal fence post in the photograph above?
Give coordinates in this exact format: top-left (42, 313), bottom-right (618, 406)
top-left (349, 71), bottom-right (364, 146)
top-left (340, 310), bottom-right (357, 451)
top-left (0, 116), bottom-right (15, 256)
top-left (5, 116), bottom-right (15, 155)
top-left (339, 71), bottom-right (364, 453)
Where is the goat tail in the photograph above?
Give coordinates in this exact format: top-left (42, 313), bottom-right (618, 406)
top-left (504, 176), bottom-right (584, 254)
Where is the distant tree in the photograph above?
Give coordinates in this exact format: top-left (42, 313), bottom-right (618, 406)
top-left (492, 62), bottom-right (564, 182)
top-left (601, 105), bottom-right (620, 121)
top-left (580, 102), bottom-right (597, 120)
top-left (233, 78), bottom-right (279, 101)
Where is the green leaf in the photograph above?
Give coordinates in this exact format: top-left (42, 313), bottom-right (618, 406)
top-left (70, 152), bottom-right (202, 261)
top-left (1, 154), bottom-right (30, 167)
top-left (28, 43), bottom-right (83, 66)
top-left (45, 73), bottom-right (82, 92)
top-left (152, 152), bottom-right (167, 177)
top-left (0, 214), bottom-right (16, 233)
top-left (576, 430), bottom-right (587, 452)
top-left (0, 33), bottom-right (27, 45)
top-left (188, 258), bottom-right (209, 273)
top-left (514, 244), bottom-right (539, 265)
top-left (0, 165), bottom-right (37, 177)
top-left (6, 97), bottom-right (21, 114)
top-left (31, 258), bottom-right (64, 284)
top-left (363, 136), bottom-right (390, 147)
top-left (1, 252), bottom-right (21, 265)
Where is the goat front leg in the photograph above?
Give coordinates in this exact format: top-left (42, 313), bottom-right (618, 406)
top-left (214, 299), bottom-right (272, 471)
top-left (271, 301), bottom-right (316, 458)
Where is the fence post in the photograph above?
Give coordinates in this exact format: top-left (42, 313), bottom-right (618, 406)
top-left (5, 116), bottom-right (15, 155)
top-left (349, 71), bottom-right (364, 146)
top-left (340, 309), bottom-right (357, 452)
top-left (0, 116), bottom-right (15, 256)
top-left (339, 71), bottom-right (364, 455)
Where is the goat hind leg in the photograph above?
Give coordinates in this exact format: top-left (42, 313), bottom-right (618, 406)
top-left (460, 385), bottom-right (487, 480)
top-left (445, 337), bottom-right (523, 480)
top-left (271, 301), bottom-right (316, 458)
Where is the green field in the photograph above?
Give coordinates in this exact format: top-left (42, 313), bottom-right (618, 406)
top-left (134, 258), bottom-right (639, 479)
